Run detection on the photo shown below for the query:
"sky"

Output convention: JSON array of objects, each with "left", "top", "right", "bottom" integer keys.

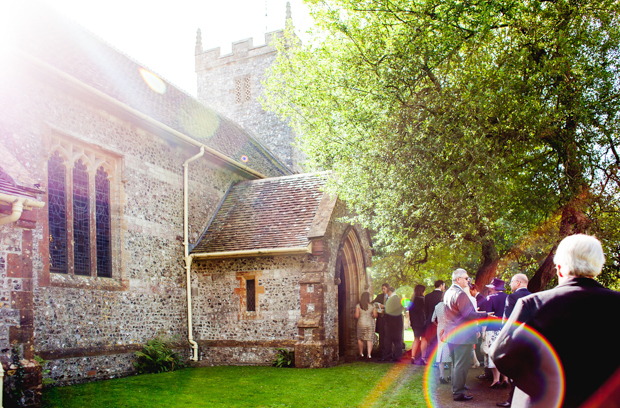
[{"left": 34, "top": 0, "right": 316, "bottom": 96}]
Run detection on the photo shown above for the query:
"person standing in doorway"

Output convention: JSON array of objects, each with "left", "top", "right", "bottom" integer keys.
[
  {"left": 355, "top": 291, "right": 378, "bottom": 360},
  {"left": 373, "top": 283, "right": 389, "bottom": 359}
]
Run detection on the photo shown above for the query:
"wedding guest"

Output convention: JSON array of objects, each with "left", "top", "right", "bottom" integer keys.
[
  {"left": 493, "top": 235, "right": 620, "bottom": 408},
  {"left": 431, "top": 298, "right": 452, "bottom": 384},
  {"left": 409, "top": 284, "right": 427, "bottom": 365},
  {"left": 355, "top": 291, "right": 378, "bottom": 360}
]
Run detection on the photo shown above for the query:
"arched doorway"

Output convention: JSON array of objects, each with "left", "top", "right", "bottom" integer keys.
[{"left": 336, "top": 228, "right": 368, "bottom": 361}]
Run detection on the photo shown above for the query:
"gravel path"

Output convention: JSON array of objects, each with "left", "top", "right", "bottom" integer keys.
[{"left": 426, "top": 365, "right": 513, "bottom": 407}]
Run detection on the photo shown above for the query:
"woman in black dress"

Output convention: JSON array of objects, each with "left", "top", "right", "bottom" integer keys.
[{"left": 409, "top": 284, "right": 427, "bottom": 365}]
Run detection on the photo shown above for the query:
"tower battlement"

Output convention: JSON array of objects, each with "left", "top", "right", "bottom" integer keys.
[
  {"left": 195, "top": 30, "right": 285, "bottom": 71},
  {"left": 193, "top": 1, "right": 304, "bottom": 173}
]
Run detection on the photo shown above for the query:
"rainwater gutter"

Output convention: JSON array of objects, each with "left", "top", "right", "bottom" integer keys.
[
  {"left": 183, "top": 147, "right": 204, "bottom": 362},
  {"left": 0, "top": 194, "right": 45, "bottom": 226},
  {"left": 191, "top": 244, "right": 313, "bottom": 260}
]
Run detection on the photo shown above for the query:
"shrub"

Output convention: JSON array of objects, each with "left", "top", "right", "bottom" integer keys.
[
  {"left": 133, "top": 336, "right": 184, "bottom": 374},
  {"left": 34, "top": 355, "right": 55, "bottom": 386},
  {"left": 272, "top": 348, "right": 295, "bottom": 368}
]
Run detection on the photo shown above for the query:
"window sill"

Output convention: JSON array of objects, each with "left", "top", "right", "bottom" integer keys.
[{"left": 49, "top": 272, "right": 128, "bottom": 291}]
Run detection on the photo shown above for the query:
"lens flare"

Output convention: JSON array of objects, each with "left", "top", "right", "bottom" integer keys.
[
  {"left": 241, "top": 155, "right": 249, "bottom": 162},
  {"left": 401, "top": 297, "right": 412, "bottom": 310},
  {"left": 139, "top": 67, "right": 166, "bottom": 94},
  {"left": 423, "top": 318, "right": 565, "bottom": 408}
]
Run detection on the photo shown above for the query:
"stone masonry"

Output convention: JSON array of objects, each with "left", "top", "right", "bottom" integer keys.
[{"left": 195, "top": 30, "right": 305, "bottom": 173}]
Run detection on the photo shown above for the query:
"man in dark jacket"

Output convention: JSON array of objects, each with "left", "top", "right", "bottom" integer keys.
[
  {"left": 496, "top": 273, "right": 531, "bottom": 407},
  {"left": 492, "top": 234, "right": 620, "bottom": 408},
  {"left": 444, "top": 269, "right": 492, "bottom": 401},
  {"left": 424, "top": 280, "right": 445, "bottom": 362},
  {"left": 503, "top": 274, "right": 531, "bottom": 322},
  {"left": 373, "top": 283, "right": 389, "bottom": 359}
]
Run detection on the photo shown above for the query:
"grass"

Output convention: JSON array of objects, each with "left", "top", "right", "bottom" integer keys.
[{"left": 42, "top": 363, "right": 426, "bottom": 408}]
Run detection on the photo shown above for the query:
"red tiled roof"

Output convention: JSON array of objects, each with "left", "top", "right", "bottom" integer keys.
[
  {"left": 192, "top": 173, "right": 329, "bottom": 253},
  {"left": 12, "top": 5, "right": 291, "bottom": 178}
]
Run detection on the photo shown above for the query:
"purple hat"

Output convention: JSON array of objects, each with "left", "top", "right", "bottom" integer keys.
[{"left": 485, "top": 278, "right": 506, "bottom": 291}]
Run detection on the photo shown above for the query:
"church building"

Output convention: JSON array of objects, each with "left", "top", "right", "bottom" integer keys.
[{"left": 0, "top": 4, "right": 373, "bottom": 403}]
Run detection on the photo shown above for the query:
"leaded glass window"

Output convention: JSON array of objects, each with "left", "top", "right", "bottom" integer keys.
[
  {"left": 95, "top": 167, "right": 111, "bottom": 278},
  {"left": 246, "top": 279, "right": 256, "bottom": 312},
  {"left": 48, "top": 152, "right": 67, "bottom": 273},
  {"left": 73, "top": 159, "right": 90, "bottom": 276}
]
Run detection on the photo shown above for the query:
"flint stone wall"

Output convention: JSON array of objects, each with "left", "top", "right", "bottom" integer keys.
[
  {"left": 195, "top": 35, "right": 304, "bottom": 173},
  {"left": 191, "top": 256, "right": 308, "bottom": 364},
  {"left": 0, "top": 70, "right": 244, "bottom": 384}
]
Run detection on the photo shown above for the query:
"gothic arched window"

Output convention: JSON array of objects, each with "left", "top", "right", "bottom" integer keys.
[
  {"left": 73, "top": 159, "right": 90, "bottom": 276},
  {"left": 95, "top": 166, "right": 111, "bottom": 278},
  {"left": 48, "top": 151, "right": 67, "bottom": 273}
]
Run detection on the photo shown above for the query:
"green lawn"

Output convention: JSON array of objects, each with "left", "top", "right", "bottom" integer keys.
[{"left": 42, "top": 363, "right": 426, "bottom": 408}]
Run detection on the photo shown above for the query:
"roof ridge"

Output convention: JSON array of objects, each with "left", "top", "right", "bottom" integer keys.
[
  {"left": 237, "top": 171, "right": 330, "bottom": 185},
  {"left": 49, "top": 5, "right": 197, "bottom": 98}
]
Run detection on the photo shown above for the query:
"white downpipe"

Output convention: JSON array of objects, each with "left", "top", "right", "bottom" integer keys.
[
  {"left": 183, "top": 147, "right": 204, "bottom": 361},
  {"left": 0, "top": 194, "right": 45, "bottom": 226},
  {"left": 0, "top": 359, "right": 3, "bottom": 408}
]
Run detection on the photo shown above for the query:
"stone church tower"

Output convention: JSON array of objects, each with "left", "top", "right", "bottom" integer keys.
[{"left": 194, "top": 3, "right": 304, "bottom": 173}]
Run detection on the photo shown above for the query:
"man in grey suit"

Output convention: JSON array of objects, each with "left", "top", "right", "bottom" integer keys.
[
  {"left": 444, "top": 268, "right": 492, "bottom": 401},
  {"left": 492, "top": 234, "right": 620, "bottom": 408}
]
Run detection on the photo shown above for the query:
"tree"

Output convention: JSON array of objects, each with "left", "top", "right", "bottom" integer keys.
[{"left": 264, "top": 0, "right": 620, "bottom": 289}]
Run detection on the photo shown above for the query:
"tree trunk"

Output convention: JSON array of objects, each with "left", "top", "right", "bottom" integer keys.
[
  {"left": 528, "top": 194, "right": 593, "bottom": 293},
  {"left": 474, "top": 238, "right": 499, "bottom": 288},
  {"left": 527, "top": 245, "right": 557, "bottom": 293}
]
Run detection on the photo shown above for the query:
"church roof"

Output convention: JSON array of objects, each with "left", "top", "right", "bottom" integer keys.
[
  {"left": 0, "top": 142, "right": 45, "bottom": 202},
  {"left": 11, "top": 5, "right": 291, "bottom": 178},
  {"left": 192, "top": 173, "right": 335, "bottom": 254}
]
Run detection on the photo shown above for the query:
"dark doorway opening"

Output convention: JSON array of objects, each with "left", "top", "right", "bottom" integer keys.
[{"left": 337, "top": 262, "right": 347, "bottom": 359}]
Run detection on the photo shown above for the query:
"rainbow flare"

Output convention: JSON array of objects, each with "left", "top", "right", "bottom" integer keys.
[
  {"left": 423, "top": 317, "right": 565, "bottom": 407},
  {"left": 401, "top": 297, "right": 412, "bottom": 310}
]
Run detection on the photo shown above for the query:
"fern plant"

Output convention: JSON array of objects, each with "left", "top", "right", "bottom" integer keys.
[
  {"left": 133, "top": 337, "right": 184, "bottom": 374},
  {"left": 272, "top": 348, "right": 295, "bottom": 368}
]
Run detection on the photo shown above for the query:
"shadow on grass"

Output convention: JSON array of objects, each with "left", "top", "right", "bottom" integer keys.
[{"left": 43, "top": 363, "right": 427, "bottom": 408}]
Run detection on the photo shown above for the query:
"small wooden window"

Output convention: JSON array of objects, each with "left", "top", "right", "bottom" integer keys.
[{"left": 246, "top": 279, "right": 256, "bottom": 312}]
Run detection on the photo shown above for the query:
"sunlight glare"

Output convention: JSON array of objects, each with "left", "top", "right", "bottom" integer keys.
[{"left": 139, "top": 67, "right": 166, "bottom": 94}]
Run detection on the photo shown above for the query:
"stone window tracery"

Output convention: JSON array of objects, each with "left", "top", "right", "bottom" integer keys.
[{"left": 46, "top": 134, "right": 122, "bottom": 282}]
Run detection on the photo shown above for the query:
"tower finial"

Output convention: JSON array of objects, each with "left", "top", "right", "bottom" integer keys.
[
  {"left": 195, "top": 28, "right": 203, "bottom": 55},
  {"left": 285, "top": 1, "right": 293, "bottom": 28}
]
